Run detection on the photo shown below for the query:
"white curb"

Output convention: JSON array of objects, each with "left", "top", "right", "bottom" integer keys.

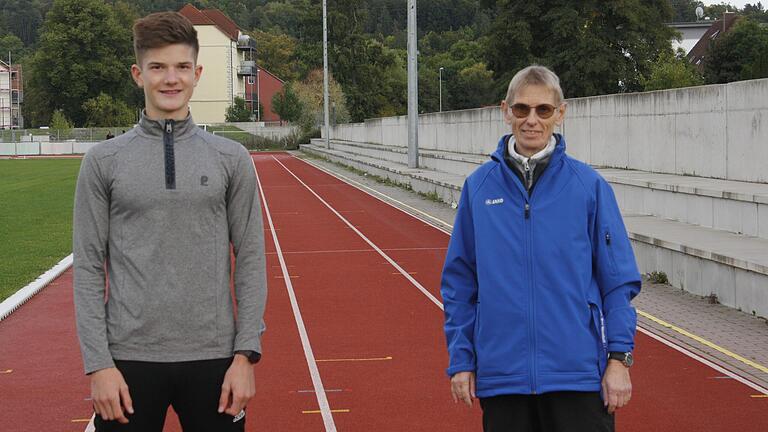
[{"left": 0, "top": 254, "right": 73, "bottom": 322}]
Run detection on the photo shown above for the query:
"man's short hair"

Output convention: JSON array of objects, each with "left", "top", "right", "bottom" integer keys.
[
  {"left": 505, "top": 65, "right": 564, "bottom": 106},
  {"left": 133, "top": 12, "right": 199, "bottom": 64}
]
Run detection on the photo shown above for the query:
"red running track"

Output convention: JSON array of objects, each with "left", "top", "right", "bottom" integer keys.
[{"left": 0, "top": 151, "right": 766, "bottom": 431}]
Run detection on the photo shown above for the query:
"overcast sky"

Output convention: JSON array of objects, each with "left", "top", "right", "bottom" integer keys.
[{"left": 700, "top": 1, "right": 757, "bottom": 9}]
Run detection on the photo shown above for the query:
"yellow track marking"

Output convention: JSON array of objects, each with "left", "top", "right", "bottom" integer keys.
[
  {"left": 316, "top": 356, "right": 393, "bottom": 363},
  {"left": 751, "top": 395, "right": 768, "bottom": 398},
  {"left": 71, "top": 418, "right": 91, "bottom": 423},
  {"left": 303, "top": 409, "right": 350, "bottom": 414},
  {"left": 0, "top": 369, "right": 12, "bottom": 374},
  {"left": 638, "top": 310, "right": 768, "bottom": 374}
]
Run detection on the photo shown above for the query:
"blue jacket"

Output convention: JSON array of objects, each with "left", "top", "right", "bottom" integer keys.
[{"left": 441, "top": 134, "right": 641, "bottom": 397}]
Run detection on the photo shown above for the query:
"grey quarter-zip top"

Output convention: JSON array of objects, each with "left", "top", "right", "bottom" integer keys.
[{"left": 73, "top": 112, "right": 267, "bottom": 374}]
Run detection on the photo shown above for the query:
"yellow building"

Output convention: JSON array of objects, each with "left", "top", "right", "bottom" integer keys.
[{"left": 179, "top": 4, "right": 257, "bottom": 124}]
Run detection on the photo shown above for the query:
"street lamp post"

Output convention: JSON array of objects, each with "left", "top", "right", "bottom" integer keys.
[{"left": 439, "top": 67, "right": 444, "bottom": 112}]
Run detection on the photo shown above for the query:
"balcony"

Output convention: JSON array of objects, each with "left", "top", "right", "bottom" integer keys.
[
  {"left": 237, "top": 35, "right": 256, "bottom": 50},
  {"left": 238, "top": 60, "right": 256, "bottom": 76}
]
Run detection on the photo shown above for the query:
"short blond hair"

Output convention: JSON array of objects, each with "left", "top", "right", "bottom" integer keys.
[{"left": 504, "top": 65, "right": 564, "bottom": 105}]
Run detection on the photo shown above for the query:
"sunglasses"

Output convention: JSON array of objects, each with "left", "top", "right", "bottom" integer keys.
[{"left": 509, "top": 103, "right": 558, "bottom": 119}]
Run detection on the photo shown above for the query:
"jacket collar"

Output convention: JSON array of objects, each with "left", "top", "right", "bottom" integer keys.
[
  {"left": 136, "top": 110, "right": 198, "bottom": 141},
  {"left": 492, "top": 133, "right": 566, "bottom": 165}
]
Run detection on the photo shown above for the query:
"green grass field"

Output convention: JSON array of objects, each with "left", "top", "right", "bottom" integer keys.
[{"left": 0, "top": 159, "right": 82, "bottom": 301}]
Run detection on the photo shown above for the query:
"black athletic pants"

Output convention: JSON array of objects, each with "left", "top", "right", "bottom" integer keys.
[
  {"left": 480, "top": 392, "right": 615, "bottom": 432},
  {"left": 94, "top": 358, "right": 245, "bottom": 432}
]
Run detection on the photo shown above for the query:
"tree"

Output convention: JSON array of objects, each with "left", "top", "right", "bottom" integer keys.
[
  {"left": 704, "top": 18, "right": 768, "bottom": 83},
  {"left": 272, "top": 83, "right": 303, "bottom": 122},
  {"left": 743, "top": 2, "right": 768, "bottom": 23},
  {"left": 327, "top": 0, "right": 407, "bottom": 121},
  {"left": 82, "top": 93, "right": 135, "bottom": 127},
  {"left": 670, "top": 0, "right": 700, "bottom": 22},
  {"left": 642, "top": 50, "right": 704, "bottom": 91},
  {"left": 23, "top": 0, "right": 135, "bottom": 126},
  {"left": 0, "top": 33, "right": 27, "bottom": 62},
  {"left": 248, "top": 29, "right": 300, "bottom": 81},
  {"left": 226, "top": 97, "right": 253, "bottom": 122},
  {"left": 292, "top": 69, "right": 349, "bottom": 132},
  {"left": 484, "top": 0, "right": 676, "bottom": 98},
  {"left": 50, "top": 109, "right": 73, "bottom": 131},
  {"left": 0, "top": 0, "right": 44, "bottom": 46}
]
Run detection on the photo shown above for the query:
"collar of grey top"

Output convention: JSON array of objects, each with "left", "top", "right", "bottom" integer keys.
[
  {"left": 506, "top": 135, "right": 557, "bottom": 165},
  {"left": 135, "top": 110, "right": 199, "bottom": 141}
]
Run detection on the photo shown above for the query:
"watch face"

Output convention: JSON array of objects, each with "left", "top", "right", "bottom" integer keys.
[{"left": 624, "top": 352, "right": 634, "bottom": 367}]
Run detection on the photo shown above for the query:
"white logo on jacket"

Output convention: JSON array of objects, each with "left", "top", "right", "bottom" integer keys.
[{"left": 485, "top": 198, "right": 504, "bottom": 205}]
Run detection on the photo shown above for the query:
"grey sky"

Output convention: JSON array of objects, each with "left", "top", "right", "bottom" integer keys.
[{"left": 700, "top": 1, "right": 758, "bottom": 9}]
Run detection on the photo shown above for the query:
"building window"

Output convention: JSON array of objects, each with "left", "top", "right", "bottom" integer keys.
[{"left": 247, "top": 76, "right": 255, "bottom": 85}]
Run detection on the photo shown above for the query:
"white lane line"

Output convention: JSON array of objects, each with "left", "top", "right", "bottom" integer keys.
[
  {"left": 638, "top": 326, "right": 768, "bottom": 395},
  {"left": 265, "top": 247, "right": 448, "bottom": 256},
  {"left": 298, "top": 157, "right": 453, "bottom": 234},
  {"left": 0, "top": 254, "right": 73, "bottom": 321},
  {"left": 255, "top": 166, "right": 337, "bottom": 431},
  {"left": 290, "top": 154, "right": 768, "bottom": 395},
  {"left": 273, "top": 156, "right": 443, "bottom": 311}
]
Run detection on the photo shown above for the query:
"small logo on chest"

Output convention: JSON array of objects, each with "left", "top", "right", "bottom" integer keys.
[
  {"left": 485, "top": 198, "right": 504, "bottom": 205},
  {"left": 200, "top": 175, "right": 209, "bottom": 186}
]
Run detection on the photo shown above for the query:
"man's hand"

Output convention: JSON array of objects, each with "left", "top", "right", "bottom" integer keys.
[
  {"left": 450, "top": 371, "right": 476, "bottom": 407},
  {"left": 91, "top": 367, "right": 133, "bottom": 424},
  {"left": 602, "top": 360, "right": 632, "bottom": 414},
  {"left": 218, "top": 354, "right": 256, "bottom": 416}
]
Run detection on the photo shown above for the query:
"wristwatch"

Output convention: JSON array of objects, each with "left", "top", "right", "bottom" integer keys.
[
  {"left": 608, "top": 351, "right": 633, "bottom": 368},
  {"left": 234, "top": 350, "right": 262, "bottom": 364}
]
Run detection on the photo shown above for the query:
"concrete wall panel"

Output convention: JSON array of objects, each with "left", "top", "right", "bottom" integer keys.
[
  {"left": 726, "top": 109, "right": 768, "bottom": 183},
  {"left": 16, "top": 142, "right": 40, "bottom": 155}
]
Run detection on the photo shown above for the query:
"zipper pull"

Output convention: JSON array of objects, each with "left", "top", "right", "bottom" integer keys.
[
  {"left": 165, "top": 120, "right": 173, "bottom": 134},
  {"left": 523, "top": 160, "right": 531, "bottom": 187},
  {"left": 525, "top": 203, "right": 530, "bottom": 219},
  {"left": 605, "top": 233, "right": 611, "bottom": 245}
]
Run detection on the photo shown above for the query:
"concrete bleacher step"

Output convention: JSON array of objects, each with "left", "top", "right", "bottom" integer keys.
[
  {"left": 301, "top": 140, "right": 768, "bottom": 318},
  {"left": 605, "top": 169, "right": 768, "bottom": 241},
  {"left": 311, "top": 138, "right": 768, "bottom": 241},
  {"left": 303, "top": 142, "right": 465, "bottom": 205}
]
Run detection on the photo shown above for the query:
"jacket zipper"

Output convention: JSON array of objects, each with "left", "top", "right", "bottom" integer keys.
[
  {"left": 164, "top": 120, "right": 176, "bottom": 190},
  {"left": 525, "top": 199, "right": 537, "bottom": 393},
  {"left": 523, "top": 160, "right": 532, "bottom": 191}
]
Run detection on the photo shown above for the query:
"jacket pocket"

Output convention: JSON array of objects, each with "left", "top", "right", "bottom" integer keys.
[
  {"left": 603, "top": 226, "right": 619, "bottom": 275},
  {"left": 589, "top": 301, "right": 608, "bottom": 376}
]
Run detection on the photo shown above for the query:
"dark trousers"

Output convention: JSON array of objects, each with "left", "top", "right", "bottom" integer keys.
[
  {"left": 480, "top": 392, "right": 615, "bottom": 432},
  {"left": 94, "top": 358, "right": 245, "bottom": 432}
]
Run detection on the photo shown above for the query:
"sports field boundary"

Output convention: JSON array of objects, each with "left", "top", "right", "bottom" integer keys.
[{"left": 0, "top": 254, "right": 73, "bottom": 322}]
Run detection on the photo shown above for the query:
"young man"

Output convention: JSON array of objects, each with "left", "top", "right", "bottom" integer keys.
[
  {"left": 73, "top": 12, "right": 267, "bottom": 431},
  {"left": 441, "top": 65, "right": 640, "bottom": 431}
]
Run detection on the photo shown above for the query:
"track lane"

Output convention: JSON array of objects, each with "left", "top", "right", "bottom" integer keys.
[
  {"left": 253, "top": 153, "right": 480, "bottom": 430},
  {"left": 274, "top": 153, "right": 768, "bottom": 431}
]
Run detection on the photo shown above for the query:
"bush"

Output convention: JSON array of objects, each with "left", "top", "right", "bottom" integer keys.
[{"left": 225, "top": 97, "right": 253, "bottom": 122}]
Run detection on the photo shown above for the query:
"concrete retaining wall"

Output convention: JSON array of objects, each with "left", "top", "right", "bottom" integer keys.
[
  {"left": 0, "top": 142, "right": 97, "bottom": 156},
  {"left": 223, "top": 122, "right": 299, "bottom": 138},
  {"left": 325, "top": 78, "right": 768, "bottom": 183}
]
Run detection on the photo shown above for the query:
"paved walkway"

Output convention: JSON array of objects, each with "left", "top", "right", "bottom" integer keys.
[{"left": 295, "top": 152, "right": 768, "bottom": 392}]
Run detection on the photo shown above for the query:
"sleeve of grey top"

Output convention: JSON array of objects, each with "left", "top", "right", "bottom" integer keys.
[
  {"left": 72, "top": 150, "right": 115, "bottom": 374},
  {"left": 228, "top": 148, "right": 267, "bottom": 354}
]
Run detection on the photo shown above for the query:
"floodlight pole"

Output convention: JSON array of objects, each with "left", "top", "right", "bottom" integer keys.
[
  {"left": 322, "top": 0, "right": 331, "bottom": 149},
  {"left": 407, "top": 0, "right": 418, "bottom": 168},
  {"left": 439, "top": 67, "right": 444, "bottom": 112}
]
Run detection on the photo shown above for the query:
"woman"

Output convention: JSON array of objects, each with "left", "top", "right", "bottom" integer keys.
[{"left": 441, "top": 65, "right": 640, "bottom": 432}]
